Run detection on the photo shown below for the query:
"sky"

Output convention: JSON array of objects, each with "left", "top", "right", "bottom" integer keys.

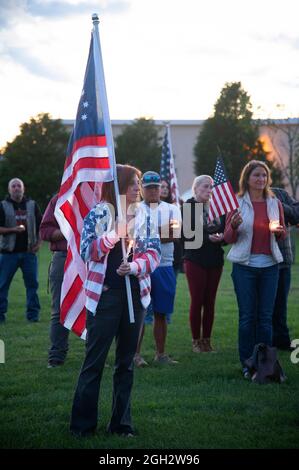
[{"left": 1, "top": 0, "right": 299, "bottom": 149}]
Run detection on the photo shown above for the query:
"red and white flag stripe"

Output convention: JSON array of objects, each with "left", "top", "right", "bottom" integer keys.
[
  {"left": 57, "top": 183, "right": 96, "bottom": 338},
  {"left": 209, "top": 181, "right": 238, "bottom": 221}
]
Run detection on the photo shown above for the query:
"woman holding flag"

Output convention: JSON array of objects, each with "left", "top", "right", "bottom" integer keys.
[
  {"left": 224, "top": 160, "right": 286, "bottom": 379},
  {"left": 70, "top": 164, "right": 161, "bottom": 438},
  {"left": 182, "top": 175, "right": 225, "bottom": 354}
]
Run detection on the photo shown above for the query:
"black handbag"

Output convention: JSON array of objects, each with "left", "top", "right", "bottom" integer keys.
[{"left": 244, "top": 343, "right": 286, "bottom": 384}]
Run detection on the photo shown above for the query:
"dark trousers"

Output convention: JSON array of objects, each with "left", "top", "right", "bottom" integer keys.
[
  {"left": 48, "top": 251, "right": 69, "bottom": 363},
  {"left": 0, "top": 252, "right": 40, "bottom": 321},
  {"left": 232, "top": 263, "right": 279, "bottom": 365},
  {"left": 70, "top": 288, "right": 145, "bottom": 435},
  {"left": 272, "top": 266, "right": 291, "bottom": 348},
  {"left": 185, "top": 260, "right": 223, "bottom": 339}
]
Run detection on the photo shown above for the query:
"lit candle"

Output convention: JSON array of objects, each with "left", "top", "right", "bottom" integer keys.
[
  {"left": 269, "top": 220, "right": 280, "bottom": 232},
  {"left": 125, "top": 239, "right": 134, "bottom": 261},
  {"left": 170, "top": 218, "right": 180, "bottom": 229}
]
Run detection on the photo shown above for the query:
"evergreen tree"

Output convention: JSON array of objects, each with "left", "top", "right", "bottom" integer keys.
[
  {"left": 0, "top": 113, "right": 69, "bottom": 210},
  {"left": 194, "top": 82, "right": 282, "bottom": 190},
  {"left": 115, "top": 118, "right": 161, "bottom": 174}
]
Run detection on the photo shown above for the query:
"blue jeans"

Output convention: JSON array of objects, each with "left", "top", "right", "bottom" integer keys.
[
  {"left": 70, "top": 288, "right": 145, "bottom": 436},
  {"left": 231, "top": 263, "right": 279, "bottom": 365},
  {"left": 0, "top": 252, "right": 40, "bottom": 321},
  {"left": 272, "top": 266, "right": 291, "bottom": 348}
]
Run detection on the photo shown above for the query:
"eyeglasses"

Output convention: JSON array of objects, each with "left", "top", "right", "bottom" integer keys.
[{"left": 142, "top": 174, "right": 161, "bottom": 184}]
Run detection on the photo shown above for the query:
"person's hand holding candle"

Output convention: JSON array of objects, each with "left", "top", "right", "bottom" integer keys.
[
  {"left": 170, "top": 218, "right": 180, "bottom": 229},
  {"left": 169, "top": 218, "right": 181, "bottom": 240},
  {"left": 269, "top": 220, "right": 284, "bottom": 234},
  {"left": 209, "top": 232, "right": 224, "bottom": 243},
  {"left": 14, "top": 224, "right": 26, "bottom": 233}
]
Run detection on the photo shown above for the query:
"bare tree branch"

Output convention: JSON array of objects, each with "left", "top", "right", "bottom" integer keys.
[{"left": 262, "top": 119, "right": 299, "bottom": 197}]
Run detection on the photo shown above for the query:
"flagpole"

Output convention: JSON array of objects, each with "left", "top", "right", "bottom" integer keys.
[
  {"left": 216, "top": 145, "right": 222, "bottom": 158},
  {"left": 92, "top": 13, "right": 135, "bottom": 323},
  {"left": 166, "top": 123, "right": 173, "bottom": 163}
]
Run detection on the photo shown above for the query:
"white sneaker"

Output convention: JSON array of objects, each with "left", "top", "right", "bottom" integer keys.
[
  {"left": 154, "top": 353, "right": 178, "bottom": 364},
  {"left": 134, "top": 353, "right": 148, "bottom": 367}
]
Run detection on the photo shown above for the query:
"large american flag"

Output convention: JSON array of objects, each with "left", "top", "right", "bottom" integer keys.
[
  {"left": 208, "top": 158, "right": 239, "bottom": 222},
  {"left": 160, "top": 125, "right": 180, "bottom": 205},
  {"left": 54, "top": 28, "right": 114, "bottom": 338}
]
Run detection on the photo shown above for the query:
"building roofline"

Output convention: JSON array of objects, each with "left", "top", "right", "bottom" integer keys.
[
  {"left": 256, "top": 118, "right": 299, "bottom": 125},
  {"left": 62, "top": 117, "right": 299, "bottom": 127},
  {"left": 62, "top": 119, "right": 206, "bottom": 126}
]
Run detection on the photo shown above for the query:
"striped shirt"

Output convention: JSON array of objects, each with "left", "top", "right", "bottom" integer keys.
[{"left": 80, "top": 202, "right": 161, "bottom": 314}]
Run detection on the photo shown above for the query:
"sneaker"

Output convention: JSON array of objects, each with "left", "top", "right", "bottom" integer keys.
[
  {"left": 154, "top": 353, "right": 178, "bottom": 365},
  {"left": 192, "top": 339, "right": 201, "bottom": 353},
  {"left": 134, "top": 353, "right": 148, "bottom": 368},
  {"left": 47, "top": 360, "right": 64, "bottom": 368},
  {"left": 242, "top": 367, "right": 251, "bottom": 380}
]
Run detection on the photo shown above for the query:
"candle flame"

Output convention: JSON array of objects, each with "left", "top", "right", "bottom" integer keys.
[
  {"left": 269, "top": 220, "right": 280, "bottom": 231},
  {"left": 170, "top": 218, "right": 180, "bottom": 229},
  {"left": 125, "top": 239, "right": 134, "bottom": 260}
]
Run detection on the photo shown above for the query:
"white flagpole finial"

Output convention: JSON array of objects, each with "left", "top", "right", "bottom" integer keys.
[{"left": 92, "top": 13, "right": 99, "bottom": 24}]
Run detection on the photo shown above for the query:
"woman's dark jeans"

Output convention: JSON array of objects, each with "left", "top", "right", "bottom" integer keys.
[
  {"left": 70, "top": 288, "right": 144, "bottom": 436},
  {"left": 231, "top": 263, "right": 279, "bottom": 365}
]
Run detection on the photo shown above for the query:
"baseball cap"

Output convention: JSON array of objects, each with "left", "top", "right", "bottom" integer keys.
[{"left": 141, "top": 171, "right": 161, "bottom": 187}]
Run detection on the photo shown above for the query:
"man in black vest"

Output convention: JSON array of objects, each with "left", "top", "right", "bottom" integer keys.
[{"left": 0, "top": 178, "right": 42, "bottom": 322}]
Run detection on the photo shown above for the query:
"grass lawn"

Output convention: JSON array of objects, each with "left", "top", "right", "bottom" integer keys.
[{"left": 0, "top": 233, "right": 299, "bottom": 449}]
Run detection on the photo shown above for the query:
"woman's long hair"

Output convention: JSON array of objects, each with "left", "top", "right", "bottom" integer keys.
[
  {"left": 160, "top": 179, "right": 172, "bottom": 204},
  {"left": 101, "top": 164, "right": 141, "bottom": 214},
  {"left": 238, "top": 160, "right": 273, "bottom": 199}
]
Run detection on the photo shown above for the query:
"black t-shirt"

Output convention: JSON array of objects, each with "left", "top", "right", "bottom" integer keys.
[
  {"left": 0, "top": 196, "right": 42, "bottom": 253},
  {"left": 104, "top": 241, "right": 139, "bottom": 290},
  {"left": 182, "top": 198, "right": 225, "bottom": 268}
]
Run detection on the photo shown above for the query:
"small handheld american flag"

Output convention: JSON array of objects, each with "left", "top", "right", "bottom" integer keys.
[{"left": 208, "top": 158, "right": 239, "bottom": 222}]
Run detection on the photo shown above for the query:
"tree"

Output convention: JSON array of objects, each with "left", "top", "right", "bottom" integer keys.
[
  {"left": 261, "top": 119, "right": 299, "bottom": 197},
  {"left": 115, "top": 118, "right": 162, "bottom": 173},
  {"left": 194, "top": 82, "right": 282, "bottom": 190},
  {"left": 0, "top": 113, "right": 69, "bottom": 210}
]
